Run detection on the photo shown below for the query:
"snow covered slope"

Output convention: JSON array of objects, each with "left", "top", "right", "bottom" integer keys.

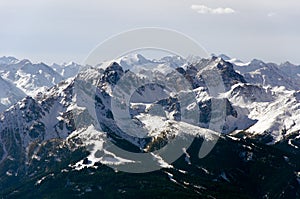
[
  {"left": 218, "top": 54, "right": 300, "bottom": 90},
  {"left": 207, "top": 55, "right": 299, "bottom": 142},
  {"left": 279, "top": 61, "right": 300, "bottom": 81},
  {"left": 0, "top": 58, "right": 63, "bottom": 96},
  {"left": 226, "top": 83, "right": 300, "bottom": 143},
  {"left": 51, "top": 62, "right": 82, "bottom": 78},
  {"left": 0, "top": 76, "right": 25, "bottom": 112},
  {"left": 0, "top": 57, "right": 85, "bottom": 111},
  {"left": 233, "top": 59, "right": 300, "bottom": 90}
]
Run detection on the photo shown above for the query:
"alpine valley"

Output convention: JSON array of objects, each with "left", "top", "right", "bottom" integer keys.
[{"left": 0, "top": 54, "right": 300, "bottom": 198}]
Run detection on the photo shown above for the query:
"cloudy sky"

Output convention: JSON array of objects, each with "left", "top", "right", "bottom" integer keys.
[{"left": 0, "top": 0, "right": 299, "bottom": 64}]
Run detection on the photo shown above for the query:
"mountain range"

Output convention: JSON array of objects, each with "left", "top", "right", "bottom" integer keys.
[{"left": 0, "top": 54, "right": 299, "bottom": 198}]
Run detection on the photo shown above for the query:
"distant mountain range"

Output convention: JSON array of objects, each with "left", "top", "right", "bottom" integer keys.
[
  {"left": 0, "top": 56, "right": 82, "bottom": 112},
  {"left": 0, "top": 54, "right": 299, "bottom": 198}
]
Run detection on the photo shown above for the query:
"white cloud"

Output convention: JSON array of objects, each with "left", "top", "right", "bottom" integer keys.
[{"left": 191, "top": 5, "right": 235, "bottom": 15}]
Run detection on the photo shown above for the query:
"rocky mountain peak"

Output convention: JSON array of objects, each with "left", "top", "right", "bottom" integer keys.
[{"left": 101, "top": 62, "right": 124, "bottom": 85}]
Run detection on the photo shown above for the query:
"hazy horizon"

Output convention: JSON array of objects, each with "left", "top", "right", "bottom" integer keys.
[{"left": 0, "top": 51, "right": 298, "bottom": 66}]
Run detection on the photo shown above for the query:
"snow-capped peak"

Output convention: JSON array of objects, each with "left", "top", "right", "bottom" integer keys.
[
  {"left": 212, "top": 54, "right": 247, "bottom": 66},
  {"left": 158, "top": 55, "right": 187, "bottom": 68},
  {"left": 62, "top": 61, "right": 81, "bottom": 67},
  {"left": 17, "top": 59, "right": 32, "bottom": 65},
  {"left": 217, "top": 54, "right": 231, "bottom": 61},
  {"left": 115, "top": 53, "right": 152, "bottom": 69}
]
